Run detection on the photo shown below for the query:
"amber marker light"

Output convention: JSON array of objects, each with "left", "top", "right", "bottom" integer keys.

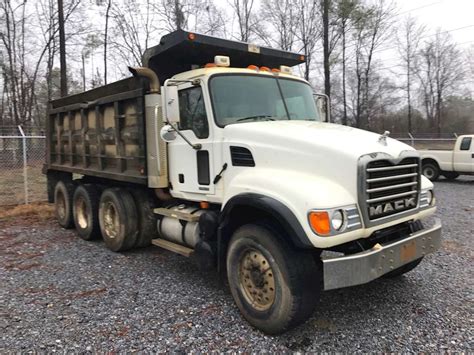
[
  {"left": 260, "top": 66, "right": 270, "bottom": 72},
  {"left": 188, "top": 33, "right": 196, "bottom": 40},
  {"left": 271, "top": 68, "right": 280, "bottom": 73},
  {"left": 200, "top": 201, "right": 210, "bottom": 209},
  {"left": 205, "top": 63, "right": 217, "bottom": 68},
  {"left": 300, "top": 55, "right": 305, "bottom": 61},
  {"left": 247, "top": 65, "right": 259, "bottom": 70},
  {"left": 308, "top": 211, "right": 331, "bottom": 236}
]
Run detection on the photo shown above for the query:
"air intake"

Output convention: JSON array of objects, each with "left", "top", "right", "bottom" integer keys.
[{"left": 230, "top": 146, "right": 255, "bottom": 167}]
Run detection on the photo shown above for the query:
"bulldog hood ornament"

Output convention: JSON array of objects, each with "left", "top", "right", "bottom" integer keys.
[{"left": 378, "top": 130, "right": 390, "bottom": 145}]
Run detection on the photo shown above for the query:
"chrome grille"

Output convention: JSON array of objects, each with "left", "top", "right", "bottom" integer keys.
[{"left": 364, "top": 157, "right": 420, "bottom": 221}]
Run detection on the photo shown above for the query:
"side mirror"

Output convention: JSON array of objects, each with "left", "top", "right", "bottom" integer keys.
[
  {"left": 160, "top": 124, "right": 177, "bottom": 142},
  {"left": 314, "top": 94, "right": 331, "bottom": 123},
  {"left": 164, "top": 85, "right": 180, "bottom": 124}
]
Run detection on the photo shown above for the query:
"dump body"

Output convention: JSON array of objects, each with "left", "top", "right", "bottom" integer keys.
[{"left": 46, "top": 77, "right": 149, "bottom": 184}]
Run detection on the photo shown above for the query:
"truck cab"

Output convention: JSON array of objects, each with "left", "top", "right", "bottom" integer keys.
[{"left": 45, "top": 30, "right": 442, "bottom": 334}]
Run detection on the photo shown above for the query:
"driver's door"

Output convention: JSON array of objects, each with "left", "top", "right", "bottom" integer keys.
[{"left": 167, "top": 84, "right": 215, "bottom": 197}]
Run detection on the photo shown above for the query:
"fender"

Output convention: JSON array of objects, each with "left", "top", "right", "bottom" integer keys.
[{"left": 218, "top": 193, "right": 313, "bottom": 249}]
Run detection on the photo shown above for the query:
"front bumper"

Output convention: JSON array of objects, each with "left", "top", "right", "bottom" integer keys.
[{"left": 322, "top": 218, "right": 442, "bottom": 290}]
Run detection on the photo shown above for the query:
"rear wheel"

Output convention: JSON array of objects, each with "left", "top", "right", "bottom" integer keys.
[
  {"left": 99, "top": 188, "right": 138, "bottom": 252},
  {"left": 54, "top": 180, "right": 75, "bottom": 229},
  {"left": 226, "top": 223, "right": 321, "bottom": 334},
  {"left": 442, "top": 171, "right": 459, "bottom": 180},
  {"left": 73, "top": 184, "right": 101, "bottom": 240},
  {"left": 422, "top": 162, "right": 440, "bottom": 181}
]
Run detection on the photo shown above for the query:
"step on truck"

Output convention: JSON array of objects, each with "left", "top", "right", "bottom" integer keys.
[{"left": 44, "top": 30, "right": 442, "bottom": 334}]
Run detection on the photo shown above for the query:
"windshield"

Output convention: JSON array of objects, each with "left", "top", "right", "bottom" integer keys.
[{"left": 209, "top": 74, "right": 321, "bottom": 127}]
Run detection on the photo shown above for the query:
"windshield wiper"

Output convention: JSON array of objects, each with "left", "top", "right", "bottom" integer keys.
[{"left": 236, "top": 115, "right": 276, "bottom": 122}]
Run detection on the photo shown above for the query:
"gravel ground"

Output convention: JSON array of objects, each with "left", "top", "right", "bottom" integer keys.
[{"left": 1, "top": 177, "right": 473, "bottom": 352}]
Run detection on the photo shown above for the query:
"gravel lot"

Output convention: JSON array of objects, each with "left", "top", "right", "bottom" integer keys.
[{"left": 1, "top": 177, "right": 473, "bottom": 352}]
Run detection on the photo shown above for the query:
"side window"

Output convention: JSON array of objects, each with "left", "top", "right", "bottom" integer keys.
[
  {"left": 178, "top": 87, "right": 209, "bottom": 139},
  {"left": 460, "top": 137, "right": 472, "bottom": 151}
]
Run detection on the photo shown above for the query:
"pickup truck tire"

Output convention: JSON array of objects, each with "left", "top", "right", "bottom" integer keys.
[
  {"left": 422, "top": 162, "right": 440, "bottom": 181},
  {"left": 72, "top": 184, "right": 101, "bottom": 240},
  {"left": 383, "top": 257, "right": 423, "bottom": 278},
  {"left": 54, "top": 180, "right": 75, "bottom": 229},
  {"left": 226, "top": 223, "right": 321, "bottom": 334},
  {"left": 442, "top": 172, "right": 459, "bottom": 180},
  {"left": 99, "top": 188, "right": 138, "bottom": 252}
]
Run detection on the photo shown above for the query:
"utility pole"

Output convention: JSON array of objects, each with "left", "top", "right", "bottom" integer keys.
[{"left": 58, "top": 0, "right": 68, "bottom": 96}]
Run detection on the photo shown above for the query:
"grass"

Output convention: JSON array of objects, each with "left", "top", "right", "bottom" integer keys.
[{"left": 0, "top": 164, "right": 47, "bottom": 206}]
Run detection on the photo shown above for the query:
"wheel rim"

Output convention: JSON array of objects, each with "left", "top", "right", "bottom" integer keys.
[
  {"left": 423, "top": 167, "right": 434, "bottom": 179},
  {"left": 103, "top": 201, "right": 119, "bottom": 239},
  {"left": 56, "top": 191, "right": 66, "bottom": 220},
  {"left": 238, "top": 248, "right": 276, "bottom": 311},
  {"left": 75, "top": 196, "right": 88, "bottom": 229}
]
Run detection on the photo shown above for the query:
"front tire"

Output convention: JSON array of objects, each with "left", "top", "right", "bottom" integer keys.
[
  {"left": 226, "top": 224, "right": 321, "bottom": 334},
  {"left": 422, "top": 162, "right": 440, "bottom": 181},
  {"left": 99, "top": 188, "right": 138, "bottom": 252}
]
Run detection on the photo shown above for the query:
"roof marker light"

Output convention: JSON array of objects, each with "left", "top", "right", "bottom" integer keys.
[
  {"left": 280, "top": 65, "right": 292, "bottom": 74},
  {"left": 214, "top": 55, "right": 230, "bottom": 67},
  {"left": 205, "top": 63, "right": 217, "bottom": 68},
  {"left": 188, "top": 33, "right": 196, "bottom": 40},
  {"left": 260, "top": 66, "right": 270, "bottom": 72},
  {"left": 271, "top": 68, "right": 281, "bottom": 73},
  {"left": 247, "top": 65, "right": 259, "bottom": 70}
]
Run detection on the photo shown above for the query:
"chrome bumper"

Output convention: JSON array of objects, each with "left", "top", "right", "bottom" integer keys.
[{"left": 322, "top": 218, "right": 442, "bottom": 290}]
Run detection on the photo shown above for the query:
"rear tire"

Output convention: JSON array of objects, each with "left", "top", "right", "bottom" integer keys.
[
  {"left": 72, "top": 184, "right": 101, "bottom": 240},
  {"left": 99, "top": 188, "right": 138, "bottom": 252},
  {"left": 226, "top": 223, "right": 321, "bottom": 334},
  {"left": 54, "top": 180, "right": 75, "bottom": 229},
  {"left": 422, "top": 162, "right": 440, "bottom": 181},
  {"left": 442, "top": 171, "right": 459, "bottom": 180},
  {"left": 383, "top": 257, "right": 423, "bottom": 278}
]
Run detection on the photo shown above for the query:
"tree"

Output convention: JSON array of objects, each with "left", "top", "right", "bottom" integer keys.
[
  {"left": 229, "top": 0, "right": 255, "bottom": 42},
  {"left": 58, "top": 0, "right": 67, "bottom": 96},
  {"left": 322, "top": 0, "right": 330, "bottom": 98},
  {"left": 416, "top": 30, "right": 464, "bottom": 135},
  {"left": 397, "top": 15, "right": 424, "bottom": 133},
  {"left": 260, "top": 0, "right": 298, "bottom": 51}
]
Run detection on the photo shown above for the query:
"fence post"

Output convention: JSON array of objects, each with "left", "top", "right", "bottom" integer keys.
[
  {"left": 18, "top": 125, "right": 28, "bottom": 204},
  {"left": 408, "top": 132, "right": 414, "bottom": 147}
]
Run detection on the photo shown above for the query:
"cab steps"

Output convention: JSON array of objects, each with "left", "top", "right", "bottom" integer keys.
[{"left": 151, "top": 238, "right": 194, "bottom": 257}]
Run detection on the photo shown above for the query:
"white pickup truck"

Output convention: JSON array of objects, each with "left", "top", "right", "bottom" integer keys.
[{"left": 419, "top": 135, "right": 474, "bottom": 181}]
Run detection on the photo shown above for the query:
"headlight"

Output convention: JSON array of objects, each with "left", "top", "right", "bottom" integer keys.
[
  {"left": 426, "top": 190, "right": 434, "bottom": 205},
  {"left": 331, "top": 210, "right": 344, "bottom": 230},
  {"left": 308, "top": 205, "right": 361, "bottom": 236}
]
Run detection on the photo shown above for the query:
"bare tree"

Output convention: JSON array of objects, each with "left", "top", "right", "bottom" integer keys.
[
  {"left": 416, "top": 30, "right": 464, "bottom": 135},
  {"left": 58, "top": 0, "right": 67, "bottom": 96},
  {"left": 260, "top": 0, "right": 298, "bottom": 51},
  {"left": 397, "top": 15, "right": 424, "bottom": 133},
  {"left": 104, "top": 0, "right": 112, "bottom": 84},
  {"left": 229, "top": 0, "right": 255, "bottom": 42}
]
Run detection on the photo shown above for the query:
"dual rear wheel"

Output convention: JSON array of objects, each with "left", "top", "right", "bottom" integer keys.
[{"left": 53, "top": 180, "right": 149, "bottom": 251}]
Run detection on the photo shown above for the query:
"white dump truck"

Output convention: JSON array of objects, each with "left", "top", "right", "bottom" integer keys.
[
  {"left": 44, "top": 30, "right": 441, "bottom": 334},
  {"left": 419, "top": 134, "right": 474, "bottom": 180}
]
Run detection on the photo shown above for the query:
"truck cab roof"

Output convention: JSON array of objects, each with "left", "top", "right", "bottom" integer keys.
[{"left": 143, "top": 30, "right": 305, "bottom": 82}]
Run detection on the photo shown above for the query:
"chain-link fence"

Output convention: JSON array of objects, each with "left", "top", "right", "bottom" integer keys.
[
  {"left": 392, "top": 133, "right": 459, "bottom": 150},
  {"left": 0, "top": 126, "right": 46, "bottom": 206}
]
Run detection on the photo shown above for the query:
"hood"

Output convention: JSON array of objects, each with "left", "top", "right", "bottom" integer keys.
[{"left": 223, "top": 121, "right": 417, "bottom": 199}]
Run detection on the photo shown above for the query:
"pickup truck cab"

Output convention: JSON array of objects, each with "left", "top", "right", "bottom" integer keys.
[{"left": 419, "top": 135, "right": 474, "bottom": 180}]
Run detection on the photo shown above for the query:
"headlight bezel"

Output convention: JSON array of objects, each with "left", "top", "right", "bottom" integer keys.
[{"left": 308, "top": 205, "right": 362, "bottom": 237}]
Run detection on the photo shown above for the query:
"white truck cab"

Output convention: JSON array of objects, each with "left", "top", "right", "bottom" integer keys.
[{"left": 46, "top": 30, "right": 442, "bottom": 334}]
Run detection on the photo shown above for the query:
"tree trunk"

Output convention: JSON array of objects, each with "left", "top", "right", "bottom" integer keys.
[
  {"left": 58, "top": 0, "right": 67, "bottom": 97},
  {"left": 322, "top": 0, "right": 330, "bottom": 99},
  {"left": 104, "top": 0, "right": 112, "bottom": 84},
  {"left": 341, "top": 20, "right": 347, "bottom": 126}
]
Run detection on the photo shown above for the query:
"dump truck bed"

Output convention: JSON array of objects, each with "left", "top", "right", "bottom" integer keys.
[{"left": 46, "top": 77, "right": 149, "bottom": 184}]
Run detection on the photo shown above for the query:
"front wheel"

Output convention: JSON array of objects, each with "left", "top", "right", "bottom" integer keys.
[
  {"left": 226, "top": 224, "right": 321, "bottom": 334},
  {"left": 422, "top": 162, "right": 440, "bottom": 181}
]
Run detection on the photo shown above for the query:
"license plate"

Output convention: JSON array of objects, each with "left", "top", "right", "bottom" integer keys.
[{"left": 400, "top": 240, "right": 417, "bottom": 263}]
